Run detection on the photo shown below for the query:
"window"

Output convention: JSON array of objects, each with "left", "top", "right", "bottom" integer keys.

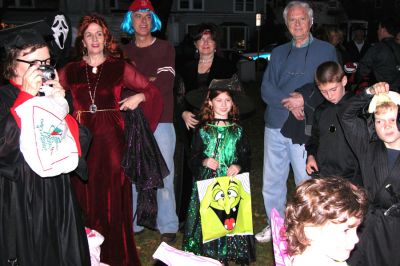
[
  {"left": 234, "top": 0, "right": 255, "bottom": 12},
  {"left": 110, "top": 0, "right": 118, "bottom": 9},
  {"left": 178, "top": 0, "right": 204, "bottom": 10},
  {"left": 193, "top": 0, "right": 203, "bottom": 9},
  {"left": 179, "top": 0, "right": 189, "bottom": 9},
  {"left": 5, "top": 0, "right": 34, "bottom": 7},
  {"left": 221, "top": 26, "right": 248, "bottom": 50}
]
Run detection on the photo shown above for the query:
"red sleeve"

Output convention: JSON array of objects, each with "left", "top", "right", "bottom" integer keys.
[
  {"left": 10, "top": 91, "right": 34, "bottom": 128},
  {"left": 58, "top": 65, "right": 69, "bottom": 91},
  {"left": 152, "top": 43, "right": 175, "bottom": 99},
  {"left": 123, "top": 62, "right": 163, "bottom": 132},
  {"left": 65, "top": 114, "right": 82, "bottom": 156}
]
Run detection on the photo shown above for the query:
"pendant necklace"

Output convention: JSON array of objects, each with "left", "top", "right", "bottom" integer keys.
[
  {"left": 85, "top": 62, "right": 104, "bottom": 113},
  {"left": 87, "top": 56, "right": 103, "bottom": 74},
  {"left": 199, "top": 56, "right": 214, "bottom": 64}
]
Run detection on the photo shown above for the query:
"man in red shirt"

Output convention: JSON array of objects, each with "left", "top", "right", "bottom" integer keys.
[{"left": 121, "top": 0, "right": 178, "bottom": 244}]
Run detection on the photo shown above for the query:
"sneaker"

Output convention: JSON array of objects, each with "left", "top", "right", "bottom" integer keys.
[{"left": 255, "top": 226, "right": 271, "bottom": 243}]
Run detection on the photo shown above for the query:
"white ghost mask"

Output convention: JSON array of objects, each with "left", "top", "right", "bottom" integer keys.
[{"left": 51, "top": 14, "right": 69, "bottom": 50}]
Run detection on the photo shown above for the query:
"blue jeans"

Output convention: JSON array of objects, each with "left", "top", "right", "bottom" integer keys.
[
  {"left": 262, "top": 127, "right": 310, "bottom": 219},
  {"left": 132, "top": 123, "right": 179, "bottom": 234}
]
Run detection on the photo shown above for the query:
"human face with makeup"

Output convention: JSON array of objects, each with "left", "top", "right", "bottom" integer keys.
[
  {"left": 195, "top": 30, "right": 216, "bottom": 59},
  {"left": 208, "top": 91, "right": 234, "bottom": 120},
  {"left": 82, "top": 23, "right": 106, "bottom": 57},
  {"left": 12, "top": 44, "right": 63, "bottom": 97},
  {"left": 132, "top": 11, "right": 152, "bottom": 38}
]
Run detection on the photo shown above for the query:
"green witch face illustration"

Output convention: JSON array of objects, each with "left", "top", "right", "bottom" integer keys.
[{"left": 198, "top": 174, "right": 253, "bottom": 243}]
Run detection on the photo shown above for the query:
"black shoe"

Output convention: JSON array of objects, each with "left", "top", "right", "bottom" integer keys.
[{"left": 160, "top": 233, "right": 177, "bottom": 244}]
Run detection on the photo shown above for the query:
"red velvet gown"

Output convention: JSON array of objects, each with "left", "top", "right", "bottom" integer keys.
[{"left": 59, "top": 57, "right": 162, "bottom": 266}]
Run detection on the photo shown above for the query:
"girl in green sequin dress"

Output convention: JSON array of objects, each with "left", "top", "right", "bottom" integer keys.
[{"left": 182, "top": 88, "right": 256, "bottom": 265}]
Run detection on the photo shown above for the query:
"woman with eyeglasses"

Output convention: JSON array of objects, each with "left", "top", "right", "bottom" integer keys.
[
  {"left": 0, "top": 29, "right": 90, "bottom": 264},
  {"left": 58, "top": 14, "right": 163, "bottom": 266}
]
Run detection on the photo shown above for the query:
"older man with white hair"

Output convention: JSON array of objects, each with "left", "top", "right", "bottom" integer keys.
[{"left": 256, "top": 0, "right": 337, "bottom": 243}]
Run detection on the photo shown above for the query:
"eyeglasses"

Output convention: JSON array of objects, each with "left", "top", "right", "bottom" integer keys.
[
  {"left": 285, "top": 36, "right": 310, "bottom": 77},
  {"left": 16, "top": 58, "right": 53, "bottom": 66}
]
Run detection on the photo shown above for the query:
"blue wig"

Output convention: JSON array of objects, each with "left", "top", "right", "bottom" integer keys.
[{"left": 120, "top": 9, "right": 162, "bottom": 35}]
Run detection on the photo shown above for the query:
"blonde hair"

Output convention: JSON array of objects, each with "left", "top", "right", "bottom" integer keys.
[{"left": 375, "top": 101, "right": 398, "bottom": 115}]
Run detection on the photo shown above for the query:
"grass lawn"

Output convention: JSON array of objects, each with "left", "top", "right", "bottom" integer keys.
[{"left": 135, "top": 78, "right": 294, "bottom": 265}]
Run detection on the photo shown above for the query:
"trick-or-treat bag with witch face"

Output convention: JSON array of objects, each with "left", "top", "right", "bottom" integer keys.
[{"left": 197, "top": 172, "right": 253, "bottom": 243}]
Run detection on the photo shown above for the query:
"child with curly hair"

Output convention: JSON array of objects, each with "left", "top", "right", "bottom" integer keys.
[{"left": 285, "top": 177, "right": 368, "bottom": 266}]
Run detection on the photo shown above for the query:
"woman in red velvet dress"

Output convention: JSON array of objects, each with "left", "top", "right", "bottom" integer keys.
[{"left": 59, "top": 14, "right": 162, "bottom": 266}]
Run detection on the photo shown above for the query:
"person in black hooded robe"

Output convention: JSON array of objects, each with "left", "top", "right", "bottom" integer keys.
[
  {"left": 340, "top": 82, "right": 400, "bottom": 266},
  {"left": 0, "top": 26, "right": 90, "bottom": 266}
]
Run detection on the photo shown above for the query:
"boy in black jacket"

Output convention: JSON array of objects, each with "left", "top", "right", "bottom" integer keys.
[
  {"left": 340, "top": 82, "right": 400, "bottom": 266},
  {"left": 305, "top": 61, "right": 362, "bottom": 185}
]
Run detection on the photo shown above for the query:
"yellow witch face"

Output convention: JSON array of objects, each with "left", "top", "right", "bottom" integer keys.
[
  {"left": 209, "top": 177, "right": 241, "bottom": 230},
  {"left": 199, "top": 175, "right": 253, "bottom": 242}
]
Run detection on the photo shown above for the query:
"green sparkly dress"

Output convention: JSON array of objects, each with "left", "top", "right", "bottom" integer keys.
[{"left": 182, "top": 122, "right": 256, "bottom": 264}]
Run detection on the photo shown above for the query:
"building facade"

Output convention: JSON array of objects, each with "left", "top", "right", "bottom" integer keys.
[
  {"left": 1, "top": 0, "right": 399, "bottom": 49},
  {"left": 1, "top": 0, "right": 268, "bottom": 51}
]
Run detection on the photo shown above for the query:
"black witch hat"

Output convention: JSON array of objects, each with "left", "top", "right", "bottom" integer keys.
[
  {"left": 185, "top": 74, "right": 255, "bottom": 115},
  {"left": 0, "top": 20, "right": 53, "bottom": 49}
]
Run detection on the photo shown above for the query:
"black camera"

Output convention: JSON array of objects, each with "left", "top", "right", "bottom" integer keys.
[{"left": 38, "top": 65, "right": 56, "bottom": 81}]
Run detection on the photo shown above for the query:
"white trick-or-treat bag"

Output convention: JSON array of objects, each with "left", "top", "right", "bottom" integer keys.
[{"left": 14, "top": 86, "right": 79, "bottom": 177}]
